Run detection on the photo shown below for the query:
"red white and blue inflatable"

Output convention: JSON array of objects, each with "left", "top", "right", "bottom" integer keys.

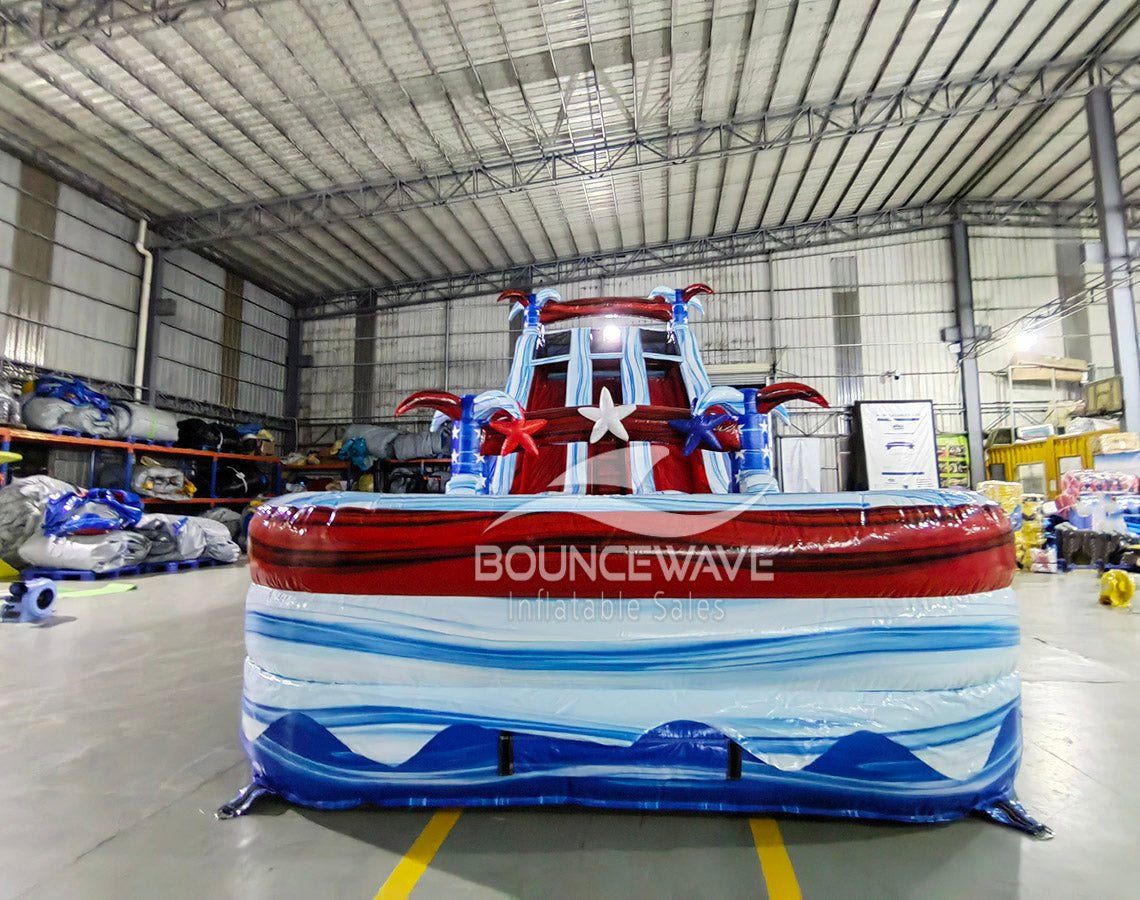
[{"left": 224, "top": 284, "right": 1045, "bottom": 835}]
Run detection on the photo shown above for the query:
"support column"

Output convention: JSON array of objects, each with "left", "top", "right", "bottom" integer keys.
[
  {"left": 352, "top": 298, "right": 376, "bottom": 421},
  {"left": 142, "top": 249, "right": 164, "bottom": 405},
  {"left": 284, "top": 313, "right": 302, "bottom": 451},
  {"left": 1086, "top": 85, "right": 1140, "bottom": 432},
  {"left": 950, "top": 220, "right": 986, "bottom": 486}
]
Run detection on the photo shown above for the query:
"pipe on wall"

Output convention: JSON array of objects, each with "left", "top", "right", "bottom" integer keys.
[{"left": 132, "top": 218, "right": 153, "bottom": 402}]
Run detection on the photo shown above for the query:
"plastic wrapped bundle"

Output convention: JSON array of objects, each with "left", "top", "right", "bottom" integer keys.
[
  {"left": 19, "top": 530, "right": 151, "bottom": 572},
  {"left": 197, "top": 516, "right": 241, "bottom": 562},
  {"left": 392, "top": 428, "right": 449, "bottom": 461},
  {"left": 136, "top": 513, "right": 207, "bottom": 562},
  {"left": 0, "top": 475, "right": 76, "bottom": 565},
  {"left": 21, "top": 395, "right": 128, "bottom": 438},
  {"left": 0, "top": 381, "right": 22, "bottom": 425},
  {"left": 1059, "top": 470, "right": 1140, "bottom": 497},
  {"left": 118, "top": 403, "right": 179, "bottom": 443},
  {"left": 131, "top": 464, "right": 192, "bottom": 500},
  {"left": 201, "top": 507, "right": 243, "bottom": 541},
  {"left": 41, "top": 489, "right": 143, "bottom": 536}
]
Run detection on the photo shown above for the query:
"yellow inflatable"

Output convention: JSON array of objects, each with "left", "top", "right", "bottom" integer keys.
[{"left": 1098, "top": 570, "right": 1134, "bottom": 608}]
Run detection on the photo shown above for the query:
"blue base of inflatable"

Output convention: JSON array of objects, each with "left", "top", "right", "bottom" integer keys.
[
  {"left": 228, "top": 709, "right": 1046, "bottom": 834},
  {"left": 22, "top": 558, "right": 234, "bottom": 581}
]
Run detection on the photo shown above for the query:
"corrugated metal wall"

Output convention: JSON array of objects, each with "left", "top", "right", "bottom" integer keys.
[
  {"left": 969, "top": 226, "right": 1111, "bottom": 430},
  {"left": 156, "top": 249, "right": 289, "bottom": 417},
  {"left": 239, "top": 282, "right": 290, "bottom": 419},
  {"left": 0, "top": 152, "right": 141, "bottom": 382},
  {"left": 0, "top": 148, "right": 290, "bottom": 422}
]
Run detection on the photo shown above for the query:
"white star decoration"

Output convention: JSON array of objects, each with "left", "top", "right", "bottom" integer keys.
[{"left": 578, "top": 387, "right": 636, "bottom": 443}]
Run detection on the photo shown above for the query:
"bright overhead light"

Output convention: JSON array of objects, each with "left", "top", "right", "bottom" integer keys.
[
  {"left": 601, "top": 324, "right": 621, "bottom": 346},
  {"left": 1014, "top": 331, "right": 1038, "bottom": 352}
]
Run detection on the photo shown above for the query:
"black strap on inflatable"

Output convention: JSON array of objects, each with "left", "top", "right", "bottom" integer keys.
[
  {"left": 498, "top": 732, "right": 514, "bottom": 776},
  {"left": 216, "top": 783, "right": 272, "bottom": 819},
  {"left": 976, "top": 799, "right": 1053, "bottom": 838},
  {"left": 727, "top": 741, "right": 743, "bottom": 779}
]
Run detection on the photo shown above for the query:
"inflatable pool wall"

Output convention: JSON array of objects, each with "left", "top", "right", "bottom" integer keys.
[{"left": 226, "top": 285, "right": 1045, "bottom": 835}]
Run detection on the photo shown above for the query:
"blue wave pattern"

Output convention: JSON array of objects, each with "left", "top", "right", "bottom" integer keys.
[
  {"left": 243, "top": 710, "right": 1021, "bottom": 819},
  {"left": 242, "top": 584, "right": 1024, "bottom": 819}
]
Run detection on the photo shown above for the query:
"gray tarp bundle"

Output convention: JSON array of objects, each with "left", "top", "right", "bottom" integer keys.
[
  {"left": 118, "top": 403, "right": 179, "bottom": 443},
  {"left": 131, "top": 464, "right": 188, "bottom": 499},
  {"left": 0, "top": 476, "right": 244, "bottom": 572},
  {"left": 22, "top": 395, "right": 180, "bottom": 444},
  {"left": 19, "top": 530, "right": 151, "bottom": 573},
  {"left": 21, "top": 396, "right": 127, "bottom": 438},
  {"left": 392, "top": 428, "right": 449, "bottom": 461},
  {"left": 0, "top": 475, "right": 76, "bottom": 566},
  {"left": 136, "top": 513, "right": 207, "bottom": 563},
  {"left": 197, "top": 516, "right": 241, "bottom": 563},
  {"left": 137, "top": 513, "right": 240, "bottom": 563},
  {"left": 0, "top": 383, "right": 21, "bottom": 425}
]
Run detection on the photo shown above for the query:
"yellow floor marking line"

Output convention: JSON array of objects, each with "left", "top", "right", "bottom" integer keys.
[
  {"left": 749, "top": 817, "right": 802, "bottom": 900},
  {"left": 374, "top": 809, "right": 462, "bottom": 900}
]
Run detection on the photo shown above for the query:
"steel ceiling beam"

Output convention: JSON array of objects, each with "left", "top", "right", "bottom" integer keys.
[
  {"left": 299, "top": 199, "right": 1119, "bottom": 321},
  {"left": 155, "top": 55, "right": 1140, "bottom": 250},
  {"left": 0, "top": 0, "right": 277, "bottom": 57}
]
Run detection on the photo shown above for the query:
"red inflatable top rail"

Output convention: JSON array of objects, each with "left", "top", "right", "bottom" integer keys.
[{"left": 498, "top": 284, "right": 712, "bottom": 324}]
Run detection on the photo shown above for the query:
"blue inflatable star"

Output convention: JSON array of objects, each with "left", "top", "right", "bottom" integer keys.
[{"left": 668, "top": 412, "right": 729, "bottom": 456}]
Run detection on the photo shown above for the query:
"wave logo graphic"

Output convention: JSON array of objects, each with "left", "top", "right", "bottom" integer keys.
[
  {"left": 485, "top": 446, "right": 774, "bottom": 539},
  {"left": 479, "top": 447, "right": 777, "bottom": 584}
]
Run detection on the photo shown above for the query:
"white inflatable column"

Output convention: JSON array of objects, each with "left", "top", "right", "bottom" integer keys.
[
  {"left": 620, "top": 327, "right": 656, "bottom": 493},
  {"left": 488, "top": 328, "right": 540, "bottom": 494},
  {"left": 563, "top": 327, "right": 592, "bottom": 494}
]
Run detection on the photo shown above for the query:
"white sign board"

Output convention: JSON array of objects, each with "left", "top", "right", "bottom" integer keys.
[{"left": 856, "top": 401, "right": 940, "bottom": 490}]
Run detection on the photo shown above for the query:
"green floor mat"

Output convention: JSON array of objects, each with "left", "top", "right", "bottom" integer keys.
[{"left": 56, "top": 582, "right": 138, "bottom": 597}]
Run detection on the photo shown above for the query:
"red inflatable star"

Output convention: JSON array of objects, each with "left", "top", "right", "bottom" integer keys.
[{"left": 488, "top": 416, "right": 548, "bottom": 456}]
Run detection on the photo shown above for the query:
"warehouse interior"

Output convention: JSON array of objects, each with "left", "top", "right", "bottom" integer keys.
[{"left": 0, "top": 0, "right": 1138, "bottom": 897}]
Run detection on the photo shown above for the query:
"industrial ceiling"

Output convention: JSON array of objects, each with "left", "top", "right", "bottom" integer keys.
[{"left": 0, "top": 0, "right": 1137, "bottom": 308}]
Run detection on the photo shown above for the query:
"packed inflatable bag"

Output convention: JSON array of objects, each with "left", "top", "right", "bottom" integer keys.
[
  {"left": 117, "top": 403, "right": 179, "bottom": 443},
  {"left": 0, "top": 475, "right": 75, "bottom": 564},
  {"left": 392, "top": 427, "right": 449, "bottom": 461},
  {"left": 136, "top": 513, "right": 207, "bottom": 562},
  {"left": 196, "top": 516, "right": 242, "bottom": 563},
  {"left": 0, "top": 381, "right": 22, "bottom": 425},
  {"left": 1054, "top": 523, "right": 1128, "bottom": 568},
  {"left": 19, "top": 530, "right": 151, "bottom": 573},
  {"left": 131, "top": 462, "right": 194, "bottom": 499},
  {"left": 201, "top": 507, "right": 243, "bottom": 541},
  {"left": 215, "top": 464, "right": 269, "bottom": 499},
  {"left": 177, "top": 418, "right": 243, "bottom": 452},
  {"left": 338, "top": 425, "right": 400, "bottom": 470},
  {"left": 22, "top": 395, "right": 128, "bottom": 438},
  {"left": 41, "top": 489, "right": 143, "bottom": 536},
  {"left": 236, "top": 424, "right": 277, "bottom": 457}
]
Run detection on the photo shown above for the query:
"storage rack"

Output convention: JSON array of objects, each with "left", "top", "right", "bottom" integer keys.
[
  {"left": 0, "top": 427, "right": 282, "bottom": 504},
  {"left": 282, "top": 457, "right": 449, "bottom": 492}
]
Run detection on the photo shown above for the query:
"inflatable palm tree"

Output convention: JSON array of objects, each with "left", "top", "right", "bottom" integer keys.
[{"left": 693, "top": 383, "right": 828, "bottom": 492}]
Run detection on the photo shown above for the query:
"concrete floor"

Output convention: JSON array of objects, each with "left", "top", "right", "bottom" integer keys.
[{"left": 2, "top": 565, "right": 1137, "bottom": 899}]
